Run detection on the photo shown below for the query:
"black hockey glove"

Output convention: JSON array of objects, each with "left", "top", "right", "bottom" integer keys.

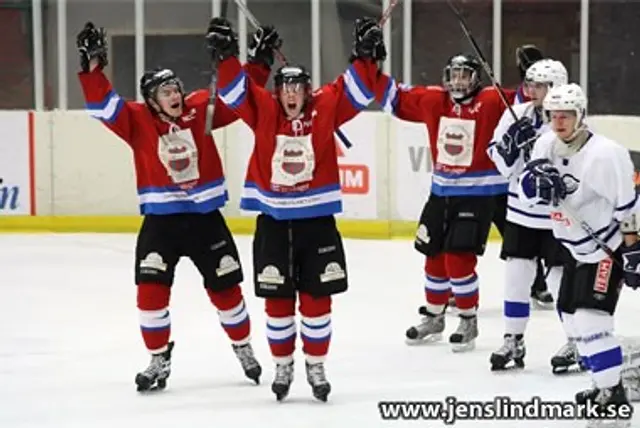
[
  {"left": 621, "top": 242, "right": 640, "bottom": 289},
  {"left": 206, "top": 17, "right": 239, "bottom": 62},
  {"left": 521, "top": 158, "right": 567, "bottom": 206},
  {"left": 496, "top": 117, "right": 537, "bottom": 167},
  {"left": 248, "top": 25, "right": 282, "bottom": 67},
  {"left": 76, "top": 22, "right": 108, "bottom": 72},
  {"left": 350, "top": 17, "right": 386, "bottom": 63}
]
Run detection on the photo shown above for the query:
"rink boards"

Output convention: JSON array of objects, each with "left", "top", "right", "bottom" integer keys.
[{"left": 0, "top": 110, "right": 639, "bottom": 239}]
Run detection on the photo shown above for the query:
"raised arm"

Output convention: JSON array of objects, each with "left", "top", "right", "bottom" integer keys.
[
  {"left": 488, "top": 104, "right": 536, "bottom": 179},
  {"left": 76, "top": 22, "right": 137, "bottom": 145},
  {"left": 206, "top": 17, "right": 277, "bottom": 130}
]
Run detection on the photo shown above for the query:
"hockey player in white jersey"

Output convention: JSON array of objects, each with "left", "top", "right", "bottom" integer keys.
[
  {"left": 518, "top": 83, "right": 635, "bottom": 426},
  {"left": 487, "top": 59, "right": 579, "bottom": 373}
]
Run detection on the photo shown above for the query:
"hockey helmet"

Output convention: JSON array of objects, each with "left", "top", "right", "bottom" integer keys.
[
  {"left": 543, "top": 83, "right": 587, "bottom": 129},
  {"left": 525, "top": 59, "right": 568, "bottom": 88},
  {"left": 274, "top": 65, "right": 311, "bottom": 89},
  {"left": 516, "top": 44, "right": 544, "bottom": 79},
  {"left": 442, "top": 54, "right": 482, "bottom": 102},
  {"left": 139, "top": 67, "right": 184, "bottom": 102}
]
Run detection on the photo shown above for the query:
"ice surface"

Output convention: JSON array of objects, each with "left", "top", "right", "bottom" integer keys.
[{"left": 1, "top": 234, "right": 638, "bottom": 427}]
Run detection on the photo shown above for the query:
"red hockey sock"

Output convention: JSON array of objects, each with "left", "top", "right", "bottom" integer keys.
[
  {"left": 299, "top": 293, "right": 332, "bottom": 363},
  {"left": 445, "top": 252, "right": 479, "bottom": 313},
  {"left": 265, "top": 297, "right": 296, "bottom": 363},
  {"left": 424, "top": 254, "right": 450, "bottom": 314},
  {"left": 207, "top": 285, "right": 251, "bottom": 345},
  {"left": 137, "top": 283, "right": 171, "bottom": 353}
]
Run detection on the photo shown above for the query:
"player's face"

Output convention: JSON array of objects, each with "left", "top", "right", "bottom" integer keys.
[
  {"left": 550, "top": 110, "right": 578, "bottom": 140},
  {"left": 448, "top": 68, "right": 473, "bottom": 93},
  {"left": 156, "top": 84, "right": 183, "bottom": 118},
  {"left": 524, "top": 81, "right": 548, "bottom": 107},
  {"left": 279, "top": 83, "right": 306, "bottom": 119}
]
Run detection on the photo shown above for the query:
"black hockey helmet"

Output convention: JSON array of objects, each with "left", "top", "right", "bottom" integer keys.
[
  {"left": 139, "top": 67, "right": 184, "bottom": 102},
  {"left": 274, "top": 64, "right": 311, "bottom": 88},
  {"left": 516, "top": 44, "right": 544, "bottom": 80},
  {"left": 442, "top": 53, "right": 482, "bottom": 102}
]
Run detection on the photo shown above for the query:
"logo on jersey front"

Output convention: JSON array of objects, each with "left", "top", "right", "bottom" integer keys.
[
  {"left": 158, "top": 127, "right": 199, "bottom": 188},
  {"left": 562, "top": 173, "right": 580, "bottom": 195},
  {"left": 436, "top": 117, "right": 475, "bottom": 167},
  {"left": 271, "top": 134, "right": 315, "bottom": 189}
]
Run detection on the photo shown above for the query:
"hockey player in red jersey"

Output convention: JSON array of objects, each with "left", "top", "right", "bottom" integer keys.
[
  {"left": 76, "top": 20, "right": 278, "bottom": 392},
  {"left": 206, "top": 17, "right": 384, "bottom": 402},
  {"left": 373, "top": 52, "right": 515, "bottom": 351}
]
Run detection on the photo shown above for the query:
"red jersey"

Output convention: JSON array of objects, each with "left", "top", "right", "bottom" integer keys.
[
  {"left": 375, "top": 77, "right": 515, "bottom": 196},
  {"left": 216, "top": 56, "right": 379, "bottom": 220},
  {"left": 78, "top": 63, "right": 270, "bottom": 215}
]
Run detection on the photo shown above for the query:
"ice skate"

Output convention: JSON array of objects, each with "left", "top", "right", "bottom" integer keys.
[
  {"left": 232, "top": 342, "right": 262, "bottom": 384},
  {"left": 581, "top": 382, "right": 633, "bottom": 428},
  {"left": 449, "top": 314, "right": 478, "bottom": 352},
  {"left": 490, "top": 334, "right": 525, "bottom": 371},
  {"left": 135, "top": 341, "right": 174, "bottom": 392},
  {"left": 271, "top": 361, "right": 294, "bottom": 401},
  {"left": 531, "top": 288, "right": 554, "bottom": 309},
  {"left": 405, "top": 306, "right": 445, "bottom": 345},
  {"left": 306, "top": 361, "right": 331, "bottom": 402},
  {"left": 551, "top": 341, "right": 586, "bottom": 374}
]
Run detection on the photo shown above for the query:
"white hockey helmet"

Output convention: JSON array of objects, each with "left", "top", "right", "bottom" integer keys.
[
  {"left": 542, "top": 83, "right": 587, "bottom": 127},
  {"left": 525, "top": 59, "right": 568, "bottom": 88}
]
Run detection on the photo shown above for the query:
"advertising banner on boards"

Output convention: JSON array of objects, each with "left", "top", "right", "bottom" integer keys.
[{"left": 0, "top": 111, "right": 32, "bottom": 215}]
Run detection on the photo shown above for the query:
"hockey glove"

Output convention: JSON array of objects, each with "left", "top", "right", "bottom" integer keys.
[
  {"left": 496, "top": 117, "right": 537, "bottom": 167},
  {"left": 76, "top": 22, "right": 108, "bottom": 72},
  {"left": 206, "top": 17, "right": 239, "bottom": 62},
  {"left": 248, "top": 25, "right": 282, "bottom": 67},
  {"left": 621, "top": 241, "right": 640, "bottom": 289},
  {"left": 350, "top": 17, "right": 386, "bottom": 63},
  {"left": 521, "top": 158, "right": 567, "bottom": 206}
]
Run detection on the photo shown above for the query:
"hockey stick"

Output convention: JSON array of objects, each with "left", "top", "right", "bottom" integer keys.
[
  {"left": 558, "top": 201, "right": 623, "bottom": 268},
  {"left": 445, "top": 0, "right": 518, "bottom": 123},
  {"left": 204, "top": 1, "right": 230, "bottom": 136}
]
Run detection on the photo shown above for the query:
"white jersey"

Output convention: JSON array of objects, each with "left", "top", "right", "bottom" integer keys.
[
  {"left": 488, "top": 101, "right": 552, "bottom": 229},
  {"left": 518, "top": 129, "right": 638, "bottom": 263}
]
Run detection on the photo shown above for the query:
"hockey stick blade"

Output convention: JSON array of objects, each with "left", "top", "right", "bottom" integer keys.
[{"left": 445, "top": 0, "right": 518, "bottom": 122}]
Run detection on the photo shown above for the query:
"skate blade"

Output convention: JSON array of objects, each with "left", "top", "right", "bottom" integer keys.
[
  {"left": 552, "top": 364, "right": 586, "bottom": 376},
  {"left": 405, "top": 333, "right": 443, "bottom": 346},
  {"left": 531, "top": 299, "right": 554, "bottom": 310},
  {"left": 451, "top": 340, "right": 476, "bottom": 353}
]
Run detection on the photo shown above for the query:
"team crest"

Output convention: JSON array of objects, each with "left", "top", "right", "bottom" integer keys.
[
  {"left": 271, "top": 134, "right": 315, "bottom": 188},
  {"left": 436, "top": 117, "right": 475, "bottom": 167},
  {"left": 562, "top": 174, "right": 580, "bottom": 195},
  {"left": 158, "top": 128, "right": 199, "bottom": 187}
]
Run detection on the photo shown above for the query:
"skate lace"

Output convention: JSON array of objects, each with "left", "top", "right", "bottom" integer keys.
[
  {"left": 275, "top": 363, "right": 293, "bottom": 384},
  {"left": 454, "top": 317, "right": 475, "bottom": 335},
  {"left": 497, "top": 337, "right": 516, "bottom": 356},
  {"left": 234, "top": 345, "right": 257, "bottom": 369},
  {"left": 307, "top": 363, "right": 328, "bottom": 385},
  {"left": 142, "top": 354, "right": 167, "bottom": 378},
  {"left": 558, "top": 342, "right": 577, "bottom": 359}
]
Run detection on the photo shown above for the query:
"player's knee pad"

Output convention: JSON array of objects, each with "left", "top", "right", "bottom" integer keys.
[
  {"left": 573, "top": 308, "right": 614, "bottom": 336},
  {"left": 206, "top": 284, "right": 242, "bottom": 311},
  {"left": 504, "top": 258, "right": 537, "bottom": 302},
  {"left": 299, "top": 293, "right": 331, "bottom": 317},
  {"left": 265, "top": 297, "right": 296, "bottom": 318},
  {"left": 137, "top": 282, "right": 171, "bottom": 310},
  {"left": 444, "top": 252, "right": 477, "bottom": 279},
  {"left": 424, "top": 254, "right": 447, "bottom": 277}
]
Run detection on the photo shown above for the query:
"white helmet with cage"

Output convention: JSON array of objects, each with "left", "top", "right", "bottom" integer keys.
[
  {"left": 525, "top": 59, "right": 568, "bottom": 88},
  {"left": 542, "top": 83, "right": 587, "bottom": 126}
]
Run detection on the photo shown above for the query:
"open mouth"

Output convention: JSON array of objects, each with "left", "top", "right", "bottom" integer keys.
[
  {"left": 170, "top": 102, "right": 180, "bottom": 109},
  {"left": 287, "top": 102, "right": 296, "bottom": 110}
]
